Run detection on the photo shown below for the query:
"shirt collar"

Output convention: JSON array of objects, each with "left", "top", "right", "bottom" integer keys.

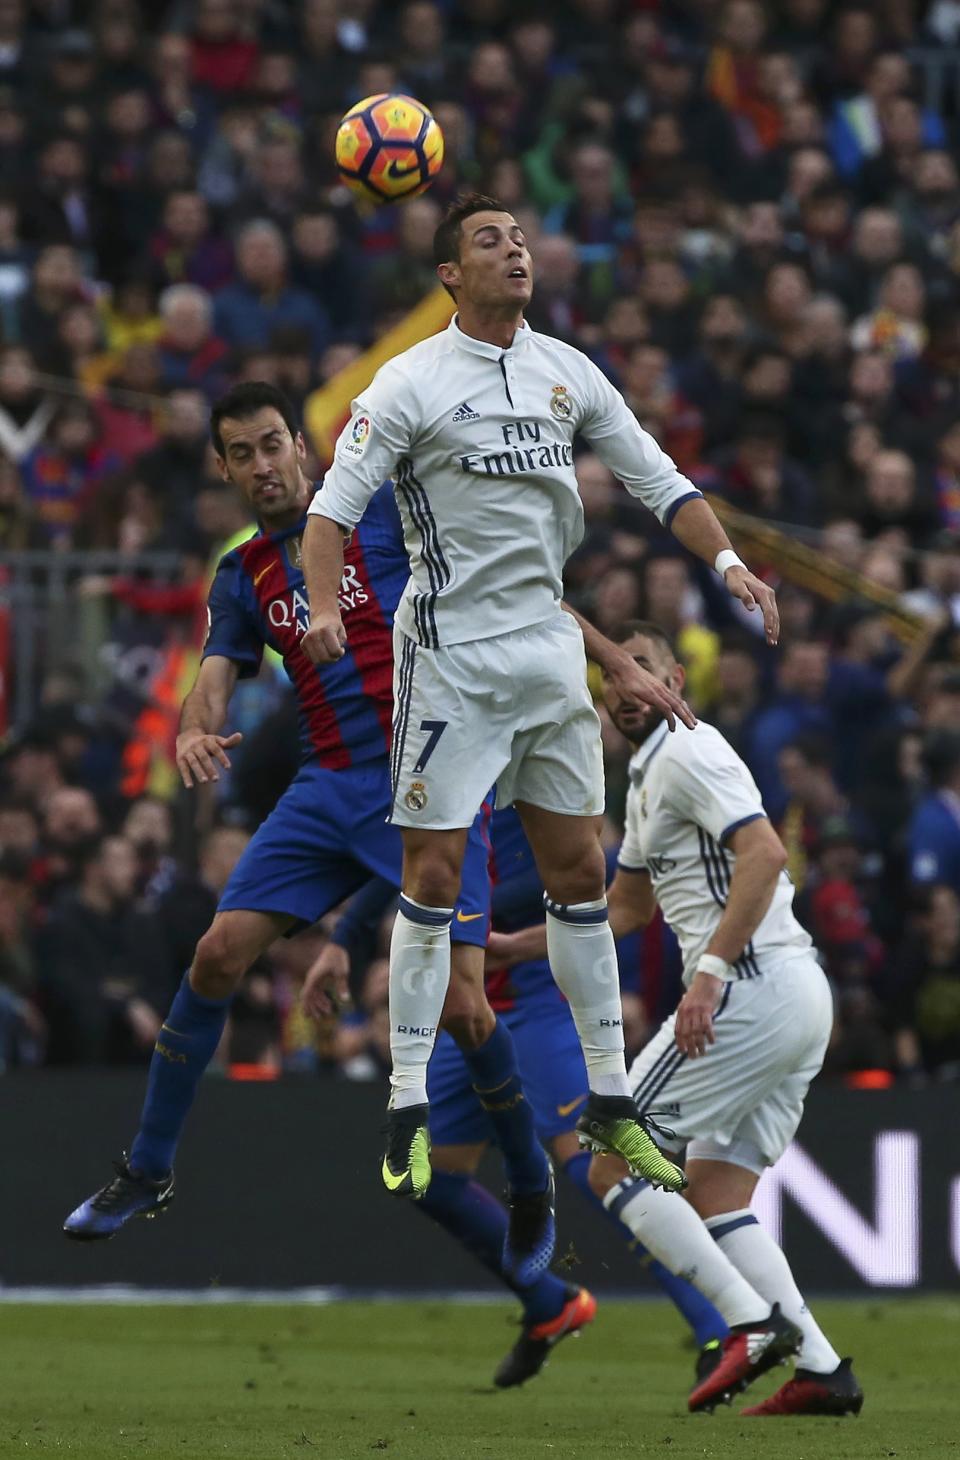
[
  {"left": 446, "top": 314, "right": 531, "bottom": 360},
  {"left": 628, "top": 721, "right": 670, "bottom": 784}
]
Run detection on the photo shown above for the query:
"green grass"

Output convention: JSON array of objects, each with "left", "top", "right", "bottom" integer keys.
[{"left": 1, "top": 1298, "right": 958, "bottom": 1459}]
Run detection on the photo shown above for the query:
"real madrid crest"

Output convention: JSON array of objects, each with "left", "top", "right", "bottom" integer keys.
[
  {"left": 404, "top": 781, "right": 428, "bottom": 811},
  {"left": 550, "top": 384, "right": 573, "bottom": 420}
]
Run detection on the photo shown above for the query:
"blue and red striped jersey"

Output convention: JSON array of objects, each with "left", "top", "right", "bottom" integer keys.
[{"left": 203, "top": 483, "right": 408, "bottom": 769}]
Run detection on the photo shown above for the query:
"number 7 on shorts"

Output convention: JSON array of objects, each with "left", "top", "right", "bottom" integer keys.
[{"left": 412, "top": 719, "right": 447, "bottom": 774}]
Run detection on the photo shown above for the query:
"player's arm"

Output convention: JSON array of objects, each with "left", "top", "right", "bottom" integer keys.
[
  {"left": 668, "top": 497, "right": 779, "bottom": 646},
  {"left": 675, "top": 816, "right": 787, "bottom": 1060},
  {"left": 563, "top": 600, "right": 695, "bottom": 732},
  {"left": 301, "top": 513, "right": 348, "bottom": 664},
  {"left": 302, "top": 370, "right": 416, "bottom": 666},
  {"left": 578, "top": 361, "right": 779, "bottom": 645},
  {"left": 176, "top": 655, "right": 242, "bottom": 788}
]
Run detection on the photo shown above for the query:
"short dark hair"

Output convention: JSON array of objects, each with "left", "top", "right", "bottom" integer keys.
[
  {"left": 210, "top": 381, "right": 299, "bottom": 456},
  {"left": 608, "top": 618, "right": 678, "bottom": 660},
  {"left": 433, "top": 192, "right": 509, "bottom": 296}
]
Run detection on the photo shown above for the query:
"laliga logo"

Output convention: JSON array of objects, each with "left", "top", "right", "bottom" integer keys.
[{"left": 267, "top": 567, "right": 368, "bottom": 637}]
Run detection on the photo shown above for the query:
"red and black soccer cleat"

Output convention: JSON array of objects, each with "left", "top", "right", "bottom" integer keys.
[
  {"left": 742, "top": 1357, "right": 864, "bottom": 1417},
  {"left": 493, "top": 1286, "right": 597, "bottom": 1388},
  {"left": 688, "top": 1303, "right": 802, "bottom": 1413}
]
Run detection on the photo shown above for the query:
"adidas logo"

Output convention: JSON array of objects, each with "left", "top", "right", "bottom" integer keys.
[{"left": 452, "top": 401, "right": 480, "bottom": 422}]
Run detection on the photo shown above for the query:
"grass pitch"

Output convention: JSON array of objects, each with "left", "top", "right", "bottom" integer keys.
[{"left": 1, "top": 1297, "right": 957, "bottom": 1459}]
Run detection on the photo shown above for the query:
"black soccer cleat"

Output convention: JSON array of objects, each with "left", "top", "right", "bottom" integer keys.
[
  {"left": 742, "top": 1357, "right": 864, "bottom": 1416},
  {"left": 493, "top": 1285, "right": 597, "bottom": 1389},
  {"left": 575, "top": 1094, "right": 686, "bottom": 1191},
  {"left": 695, "top": 1337, "right": 724, "bottom": 1385},
  {"left": 63, "top": 1156, "right": 174, "bottom": 1241},
  {"left": 381, "top": 1103, "right": 432, "bottom": 1199}
]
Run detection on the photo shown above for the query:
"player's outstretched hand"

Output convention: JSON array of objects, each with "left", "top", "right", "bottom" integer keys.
[
  {"left": 674, "top": 970, "right": 724, "bottom": 1058},
  {"left": 302, "top": 941, "right": 352, "bottom": 1020},
  {"left": 723, "top": 566, "right": 780, "bottom": 646},
  {"left": 301, "top": 613, "right": 347, "bottom": 665},
  {"left": 608, "top": 650, "right": 696, "bottom": 733},
  {"left": 176, "top": 729, "right": 243, "bottom": 788}
]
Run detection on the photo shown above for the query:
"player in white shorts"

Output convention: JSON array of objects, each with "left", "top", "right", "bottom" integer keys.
[
  {"left": 300, "top": 192, "right": 779, "bottom": 1222},
  {"left": 493, "top": 620, "right": 861, "bottom": 1417}
]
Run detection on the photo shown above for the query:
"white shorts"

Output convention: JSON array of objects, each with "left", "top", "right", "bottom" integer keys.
[
  {"left": 389, "top": 612, "right": 605, "bottom": 829},
  {"left": 628, "top": 955, "right": 834, "bottom": 1169}
]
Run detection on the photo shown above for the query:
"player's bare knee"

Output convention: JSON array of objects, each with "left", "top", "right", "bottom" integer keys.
[
  {"left": 542, "top": 849, "right": 606, "bottom": 907},
  {"left": 588, "top": 1152, "right": 629, "bottom": 1200},
  {"left": 404, "top": 857, "right": 461, "bottom": 909},
  {"left": 191, "top": 924, "right": 251, "bottom": 1000}
]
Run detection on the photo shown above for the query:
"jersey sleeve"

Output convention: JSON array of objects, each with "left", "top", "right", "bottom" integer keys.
[
  {"left": 578, "top": 357, "right": 703, "bottom": 528},
  {"left": 618, "top": 780, "right": 647, "bottom": 871},
  {"left": 664, "top": 729, "right": 767, "bottom": 845},
  {"left": 308, "top": 361, "right": 418, "bottom": 531},
  {"left": 201, "top": 557, "right": 263, "bottom": 679}
]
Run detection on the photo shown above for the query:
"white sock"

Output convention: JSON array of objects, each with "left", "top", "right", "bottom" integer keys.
[
  {"left": 606, "top": 1180, "right": 769, "bottom": 1328},
  {"left": 388, "top": 896, "right": 452, "bottom": 1110},
  {"left": 545, "top": 900, "right": 630, "bottom": 1096},
  {"left": 705, "top": 1210, "right": 841, "bottom": 1373}
]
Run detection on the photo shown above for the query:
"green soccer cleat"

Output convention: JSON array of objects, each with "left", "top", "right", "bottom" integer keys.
[
  {"left": 381, "top": 1103, "right": 432, "bottom": 1199},
  {"left": 576, "top": 1094, "right": 687, "bottom": 1192}
]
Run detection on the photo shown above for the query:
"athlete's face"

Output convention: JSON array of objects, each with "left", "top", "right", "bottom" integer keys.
[
  {"left": 215, "top": 406, "right": 309, "bottom": 527},
  {"left": 439, "top": 210, "right": 534, "bottom": 311},
  {"left": 603, "top": 632, "right": 685, "bottom": 747}
]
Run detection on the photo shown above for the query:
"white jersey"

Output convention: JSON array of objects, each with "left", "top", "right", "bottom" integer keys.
[
  {"left": 308, "top": 316, "right": 702, "bottom": 648},
  {"left": 619, "top": 720, "right": 813, "bottom": 985}
]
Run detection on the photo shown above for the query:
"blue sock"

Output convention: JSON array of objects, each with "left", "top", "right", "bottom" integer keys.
[
  {"left": 563, "top": 1152, "right": 728, "bottom": 1346},
  {"left": 461, "top": 1018, "right": 550, "bottom": 1196},
  {"left": 129, "top": 973, "right": 230, "bottom": 1178},
  {"left": 419, "top": 1170, "right": 569, "bottom": 1325}
]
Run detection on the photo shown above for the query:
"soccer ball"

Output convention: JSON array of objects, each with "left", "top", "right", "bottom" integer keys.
[{"left": 335, "top": 93, "right": 444, "bottom": 204}]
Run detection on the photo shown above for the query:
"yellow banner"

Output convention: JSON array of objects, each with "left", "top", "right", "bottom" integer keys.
[{"left": 706, "top": 496, "right": 928, "bottom": 646}]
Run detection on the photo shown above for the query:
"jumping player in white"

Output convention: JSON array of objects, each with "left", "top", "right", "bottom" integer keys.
[
  {"left": 301, "top": 193, "right": 779, "bottom": 1222},
  {"left": 492, "top": 621, "right": 862, "bottom": 1418}
]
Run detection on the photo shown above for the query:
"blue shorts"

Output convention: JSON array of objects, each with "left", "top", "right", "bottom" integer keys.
[
  {"left": 218, "top": 759, "right": 491, "bottom": 945},
  {"left": 427, "top": 980, "right": 589, "bottom": 1146}
]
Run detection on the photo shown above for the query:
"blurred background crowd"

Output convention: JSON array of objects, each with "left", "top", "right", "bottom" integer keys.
[{"left": 4, "top": 0, "right": 960, "bottom": 1088}]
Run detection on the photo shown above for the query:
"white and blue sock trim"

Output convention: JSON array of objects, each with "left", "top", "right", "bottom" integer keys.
[
  {"left": 543, "top": 895, "right": 609, "bottom": 926},
  {"left": 707, "top": 1212, "right": 759, "bottom": 1242},
  {"left": 605, "top": 1176, "right": 650, "bottom": 1221},
  {"left": 398, "top": 895, "right": 453, "bottom": 928}
]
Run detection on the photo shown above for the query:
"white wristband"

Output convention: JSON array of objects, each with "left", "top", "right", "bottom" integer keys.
[
  {"left": 696, "top": 954, "right": 730, "bottom": 979},
  {"left": 715, "top": 549, "right": 745, "bottom": 577}
]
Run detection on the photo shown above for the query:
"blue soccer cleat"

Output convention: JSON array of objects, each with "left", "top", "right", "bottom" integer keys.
[
  {"left": 63, "top": 1156, "right": 174, "bottom": 1241},
  {"left": 502, "top": 1167, "right": 556, "bottom": 1287}
]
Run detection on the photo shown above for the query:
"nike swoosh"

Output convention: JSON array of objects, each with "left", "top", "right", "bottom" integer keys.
[
  {"left": 253, "top": 565, "right": 273, "bottom": 587},
  {"left": 381, "top": 1159, "right": 409, "bottom": 1192},
  {"left": 456, "top": 911, "right": 484, "bottom": 923},
  {"left": 556, "top": 1094, "right": 589, "bottom": 1118}
]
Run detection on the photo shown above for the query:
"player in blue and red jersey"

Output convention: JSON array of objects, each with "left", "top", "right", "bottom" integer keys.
[
  {"left": 309, "top": 805, "right": 728, "bottom": 1387},
  {"left": 63, "top": 383, "right": 554, "bottom": 1260}
]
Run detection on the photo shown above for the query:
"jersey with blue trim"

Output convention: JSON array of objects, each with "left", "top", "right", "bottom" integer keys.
[
  {"left": 619, "top": 719, "right": 812, "bottom": 986},
  {"left": 308, "top": 316, "right": 701, "bottom": 649},
  {"left": 203, "top": 483, "right": 408, "bottom": 769}
]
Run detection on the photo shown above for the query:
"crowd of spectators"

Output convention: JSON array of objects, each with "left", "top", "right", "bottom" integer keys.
[{"left": 4, "top": 0, "right": 960, "bottom": 1085}]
